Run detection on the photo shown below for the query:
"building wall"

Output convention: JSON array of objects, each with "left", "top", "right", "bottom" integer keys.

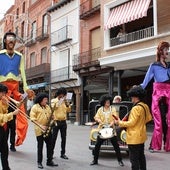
[
  {"left": 157, "top": 0, "right": 170, "bottom": 33},
  {"left": 80, "top": 13, "right": 100, "bottom": 53},
  {"left": 3, "top": 6, "right": 15, "bottom": 33},
  {"left": 101, "top": 0, "right": 170, "bottom": 64},
  {"left": 50, "top": 0, "right": 79, "bottom": 71},
  {"left": 26, "top": 0, "right": 52, "bottom": 69}
]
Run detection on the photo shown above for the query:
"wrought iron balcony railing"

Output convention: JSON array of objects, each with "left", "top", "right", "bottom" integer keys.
[
  {"left": 26, "top": 63, "right": 50, "bottom": 80},
  {"left": 51, "top": 25, "right": 72, "bottom": 46},
  {"left": 25, "top": 29, "right": 36, "bottom": 47},
  {"left": 73, "top": 47, "right": 101, "bottom": 71},
  {"left": 110, "top": 26, "right": 154, "bottom": 47},
  {"left": 51, "top": 65, "right": 77, "bottom": 83},
  {"left": 36, "top": 25, "right": 49, "bottom": 41},
  {"left": 80, "top": 0, "right": 100, "bottom": 19}
]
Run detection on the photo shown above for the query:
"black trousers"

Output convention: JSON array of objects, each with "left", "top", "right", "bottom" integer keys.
[
  {"left": 51, "top": 120, "right": 67, "bottom": 156},
  {"left": 7, "top": 102, "right": 16, "bottom": 148},
  {"left": 93, "top": 135, "right": 122, "bottom": 162},
  {"left": 36, "top": 133, "right": 53, "bottom": 164},
  {"left": 159, "top": 97, "right": 168, "bottom": 145},
  {"left": 128, "top": 143, "right": 146, "bottom": 170},
  {"left": 7, "top": 115, "right": 16, "bottom": 147},
  {"left": 0, "top": 127, "right": 10, "bottom": 170}
]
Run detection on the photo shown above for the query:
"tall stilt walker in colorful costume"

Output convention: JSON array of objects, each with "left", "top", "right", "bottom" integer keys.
[
  {"left": 0, "top": 32, "right": 34, "bottom": 146},
  {"left": 140, "top": 41, "right": 170, "bottom": 152}
]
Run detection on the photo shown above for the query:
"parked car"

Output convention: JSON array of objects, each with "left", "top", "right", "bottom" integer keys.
[{"left": 88, "top": 101, "right": 133, "bottom": 154}]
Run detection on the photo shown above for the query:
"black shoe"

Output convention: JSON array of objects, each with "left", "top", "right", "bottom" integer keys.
[
  {"left": 118, "top": 161, "right": 124, "bottom": 166},
  {"left": 60, "top": 154, "right": 68, "bottom": 159},
  {"left": 90, "top": 160, "right": 98, "bottom": 165},
  {"left": 46, "top": 161, "right": 58, "bottom": 167},
  {"left": 38, "top": 163, "right": 43, "bottom": 169},
  {"left": 10, "top": 146, "right": 16, "bottom": 152},
  {"left": 149, "top": 147, "right": 154, "bottom": 153}
]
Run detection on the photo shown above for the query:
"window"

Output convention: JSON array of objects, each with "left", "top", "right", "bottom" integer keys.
[
  {"left": 21, "top": 21, "right": 25, "bottom": 38},
  {"left": 16, "top": 8, "right": 19, "bottom": 19},
  {"left": 31, "top": 21, "right": 36, "bottom": 40},
  {"left": 42, "top": 14, "right": 48, "bottom": 35},
  {"left": 15, "top": 27, "right": 19, "bottom": 36},
  {"left": 105, "top": 0, "right": 153, "bottom": 47},
  {"left": 22, "top": 2, "right": 25, "bottom": 13},
  {"left": 59, "top": 49, "right": 69, "bottom": 67},
  {"left": 41, "top": 47, "right": 47, "bottom": 64},
  {"left": 30, "top": 52, "right": 36, "bottom": 67}
]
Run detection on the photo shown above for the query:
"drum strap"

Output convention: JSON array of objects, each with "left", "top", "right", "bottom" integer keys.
[
  {"left": 136, "top": 103, "right": 146, "bottom": 120},
  {"left": 126, "top": 103, "right": 146, "bottom": 121}
]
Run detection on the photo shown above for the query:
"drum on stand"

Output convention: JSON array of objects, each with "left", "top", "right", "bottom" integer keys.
[{"left": 99, "top": 127, "right": 114, "bottom": 139}]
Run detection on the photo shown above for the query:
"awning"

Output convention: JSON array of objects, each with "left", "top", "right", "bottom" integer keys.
[
  {"left": 104, "top": 0, "right": 151, "bottom": 30},
  {"left": 28, "top": 82, "right": 47, "bottom": 90}
]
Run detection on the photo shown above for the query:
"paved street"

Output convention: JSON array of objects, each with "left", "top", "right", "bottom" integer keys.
[{"left": 8, "top": 122, "right": 170, "bottom": 170}]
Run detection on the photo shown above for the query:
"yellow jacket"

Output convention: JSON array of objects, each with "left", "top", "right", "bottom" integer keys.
[
  {"left": 30, "top": 104, "right": 52, "bottom": 136},
  {"left": 94, "top": 106, "right": 118, "bottom": 135},
  {"left": 51, "top": 98, "right": 71, "bottom": 121},
  {"left": 119, "top": 102, "right": 152, "bottom": 145},
  {"left": 0, "top": 100, "right": 14, "bottom": 126}
]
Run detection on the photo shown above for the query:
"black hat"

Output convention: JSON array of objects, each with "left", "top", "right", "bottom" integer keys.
[
  {"left": 127, "top": 85, "right": 146, "bottom": 99},
  {"left": 0, "top": 83, "right": 8, "bottom": 93}
]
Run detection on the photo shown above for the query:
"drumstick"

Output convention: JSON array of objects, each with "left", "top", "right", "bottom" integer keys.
[
  {"left": 112, "top": 113, "right": 129, "bottom": 121},
  {"left": 112, "top": 114, "right": 118, "bottom": 120},
  {"left": 122, "top": 112, "right": 129, "bottom": 121}
]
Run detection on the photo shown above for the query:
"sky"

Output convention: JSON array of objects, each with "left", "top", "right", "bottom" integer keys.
[{"left": 0, "top": 0, "right": 15, "bottom": 19}]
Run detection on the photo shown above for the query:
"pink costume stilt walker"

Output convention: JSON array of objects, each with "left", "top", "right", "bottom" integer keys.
[
  {"left": 152, "top": 83, "right": 170, "bottom": 151},
  {"left": 140, "top": 41, "right": 170, "bottom": 152}
]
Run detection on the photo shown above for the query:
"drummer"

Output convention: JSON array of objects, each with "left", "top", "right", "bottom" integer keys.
[{"left": 90, "top": 94, "right": 124, "bottom": 166}]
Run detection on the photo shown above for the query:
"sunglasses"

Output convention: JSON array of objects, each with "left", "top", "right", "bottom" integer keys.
[{"left": 6, "top": 36, "right": 16, "bottom": 41}]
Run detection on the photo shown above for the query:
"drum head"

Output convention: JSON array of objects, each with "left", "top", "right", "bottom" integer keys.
[
  {"left": 99, "top": 128, "right": 114, "bottom": 139},
  {"left": 120, "top": 130, "right": 126, "bottom": 142},
  {"left": 90, "top": 128, "right": 99, "bottom": 141}
]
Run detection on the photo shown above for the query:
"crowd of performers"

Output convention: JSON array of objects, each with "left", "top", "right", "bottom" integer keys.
[{"left": 0, "top": 31, "right": 170, "bottom": 170}]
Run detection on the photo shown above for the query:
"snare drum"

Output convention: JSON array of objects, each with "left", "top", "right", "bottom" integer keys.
[{"left": 99, "top": 127, "right": 114, "bottom": 139}]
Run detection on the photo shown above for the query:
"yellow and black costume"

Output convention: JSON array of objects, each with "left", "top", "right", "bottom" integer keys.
[
  {"left": 91, "top": 94, "right": 124, "bottom": 166},
  {"left": 30, "top": 93, "right": 58, "bottom": 169},
  {"left": 51, "top": 87, "right": 71, "bottom": 160}
]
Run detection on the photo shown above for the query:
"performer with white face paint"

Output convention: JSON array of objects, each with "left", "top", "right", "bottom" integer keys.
[{"left": 140, "top": 41, "right": 170, "bottom": 152}]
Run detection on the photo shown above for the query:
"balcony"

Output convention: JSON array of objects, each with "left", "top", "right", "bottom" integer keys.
[
  {"left": 25, "top": 38, "right": 36, "bottom": 47},
  {"left": 26, "top": 63, "right": 50, "bottom": 80},
  {"left": 51, "top": 66, "right": 77, "bottom": 83},
  {"left": 73, "top": 47, "right": 101, "bottom": 71},
  {"left": 110, "top": 26, "right": 154, "bottom": 47},
  {"left": 51, "top": 25, "right": 73, "bottom": 46},
  {"left": 36, "top": 25, "right": 49, "bottom": 42},
  {"left": 80, "top": 0, "right": 100, "bottom": 20},
  {"left": 47, "top": 0, "right": 74, "bottom": 12}
]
